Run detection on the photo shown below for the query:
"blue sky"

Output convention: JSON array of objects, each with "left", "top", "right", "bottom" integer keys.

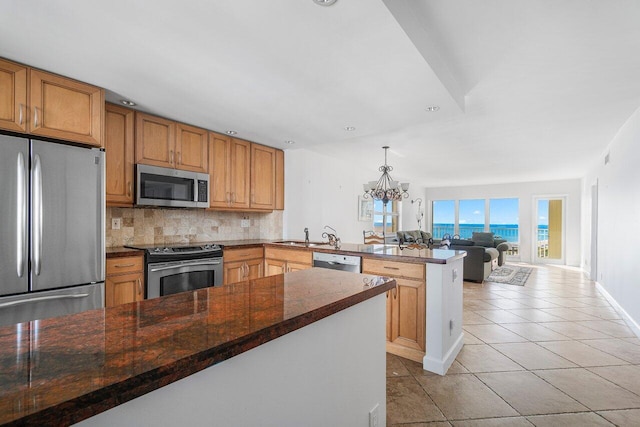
[{"left": 433, "top": 198, "right": 520, "bottom": 225}]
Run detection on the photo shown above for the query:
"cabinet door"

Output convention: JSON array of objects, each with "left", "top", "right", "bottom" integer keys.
[
  {"left": 264, "top": 259, "right": 286, "bottom": 277},
  {"left": 390, "top": 277, "right": 425, "bottom": 352},
  {"left": 135, "top": 112, "right": 175, "bottom": 168},
  {"left": 105, "top": 103, "right": 135, "bottom": 206},
  {"left": 250, "top": 143, "right": 276, "bottom": 209},
  {"left": 30, "top": 69, "right": 104, "bottom": 146},
  {"left": 230, "top": 138, "right": 251, "bottom": 208},
  {"left": 105, "top": 272, "right": 143, "bottom": 307},
  {"left": 176, "top": 123, "right": 208, "bottom": 173},
  {"left": 275, "top": 149, "right": 284, "bottom": 210},
  {"left": 208, "top": 132, "right": 231, "bottom": 208},
  {"left": 224, "top": 260, "right": 247, "bottom": 285},
  {"left": 245, "top": 258, "right": 264, "bottom": 280},
  {"left": 0, "top": 59, "right": 27, "bottom": 133},
  {"left": 286, "top": 262, "right": 311, "bottom": 273}
]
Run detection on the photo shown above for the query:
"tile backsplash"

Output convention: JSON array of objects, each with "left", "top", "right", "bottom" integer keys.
[{"left": 106, "top": 207, "right": 283, "bottom": 247}]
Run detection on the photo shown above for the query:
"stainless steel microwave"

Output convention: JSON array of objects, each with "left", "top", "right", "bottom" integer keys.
[{"left": 136, "top": 164, "right": 210, "bottom": 208}]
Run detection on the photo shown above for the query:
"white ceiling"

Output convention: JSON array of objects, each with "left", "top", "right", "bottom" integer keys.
[{"left": 1, "top": 0, "right": 639, "bottom": 187}]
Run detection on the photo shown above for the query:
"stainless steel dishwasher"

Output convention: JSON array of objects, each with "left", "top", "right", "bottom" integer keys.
[{"left": 312, "top": 252, "right": 361, "bottom": 273}]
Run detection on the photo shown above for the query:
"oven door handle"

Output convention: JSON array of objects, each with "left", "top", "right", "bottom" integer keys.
[{"left": 150, "top": 260, "right": 222, "bottom": 273}]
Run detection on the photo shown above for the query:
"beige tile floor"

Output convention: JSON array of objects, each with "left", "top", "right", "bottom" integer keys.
[{"left": 387, "top": 263, "right": 640, "bottom": 426}]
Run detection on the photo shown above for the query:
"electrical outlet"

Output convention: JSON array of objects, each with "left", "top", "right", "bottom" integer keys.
[
  {"left": 369, "top": 404, "right": 379, "bottom": 427},
  {"left": 112, "top": 218, "right": 121, "bottom": 230},
  {"left": 241, "top": 219, "right": 250, "bottom": 228}
]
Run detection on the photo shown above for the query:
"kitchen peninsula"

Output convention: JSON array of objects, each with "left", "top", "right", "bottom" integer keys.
[{"left": 0, "top": 269, "right": 394, "bottom": 426}]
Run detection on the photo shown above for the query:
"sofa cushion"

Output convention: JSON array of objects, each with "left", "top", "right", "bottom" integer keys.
[
  {"left": 420, "top": 231, "right": 432, "bottom": 243},
  {"left": 471, "top": 232, "right": 495, "bottom": 247},
  {"left": 451, "top": 238, "right": 474, "bottom": 246}
]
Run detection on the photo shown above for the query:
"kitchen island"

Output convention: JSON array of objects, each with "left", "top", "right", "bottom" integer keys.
[{"left": 0, "top": 269, "right": 394, "bottom": 426}]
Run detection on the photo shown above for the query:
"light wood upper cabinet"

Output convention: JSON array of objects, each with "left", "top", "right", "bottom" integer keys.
[
  {"left": 29, "top": 69, "right": 104, "bottom": 147},
  {"left": 209, "top": 132, "right": 232, "bottom": 208},
  {"left": 135, "top": 112, "right": 175, "bottom": 168},
  {"left": 231, "top": 138, "right": 251, "bottom": 208},
  {"left": 175, "top": 123, "right": 208, "bottom": 173},
  {"left": 275, "top": 149, "right": 284, "bottom": 210},
  {"left": 0, "top": 58, "right": 27, "bottom": 133},
  {"left": 251, "top": 144, "right": 276, "bottom": 210},
  {"left": 105, "top": 103, "right": 135, "bottom": 206}
]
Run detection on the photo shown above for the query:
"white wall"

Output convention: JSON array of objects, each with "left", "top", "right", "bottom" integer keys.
[
  {"left": 284, "top": 149, "right": 402, "bottom": 243},
  {"left": 583, "top": 106, "right": 640, "bottom": 330},
  {"left": 424, "top": 180, "right": 582, "bottom": 265}
]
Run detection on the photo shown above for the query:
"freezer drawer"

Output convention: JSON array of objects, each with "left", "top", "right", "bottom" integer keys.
[{"left": 0, "top": 283, "right": 104, "bottom": 327}]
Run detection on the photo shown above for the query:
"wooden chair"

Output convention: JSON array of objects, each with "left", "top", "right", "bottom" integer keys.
[{"left": 363, "top": 230, "right": 385, "bottom": 244}]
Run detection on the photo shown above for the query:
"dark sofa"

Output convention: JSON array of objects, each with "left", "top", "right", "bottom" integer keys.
[{"left": 448, "top": 232, "right": 510, "bottom": 282}]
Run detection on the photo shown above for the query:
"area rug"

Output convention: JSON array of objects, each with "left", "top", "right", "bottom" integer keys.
[{"left": 486, "top": 266, "right": 532, "bottom": 286}]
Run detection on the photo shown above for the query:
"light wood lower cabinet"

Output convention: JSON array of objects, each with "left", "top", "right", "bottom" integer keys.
[
  {"left": 106, "top": 255, "right": 144, "bottom": 307},
  {"left": 223, "top": 247, "right": 264, "bottom": 285},
  {"left": 264, "top": 247, "right": 312, "bottom": 276},
  {"left": 362, "top": 258, "right": 426, "bottom": 362}
]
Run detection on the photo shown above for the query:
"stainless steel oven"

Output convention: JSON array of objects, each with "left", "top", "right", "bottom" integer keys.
[{"left": 127, "top": 244, "right": 223, "bottom": 299}]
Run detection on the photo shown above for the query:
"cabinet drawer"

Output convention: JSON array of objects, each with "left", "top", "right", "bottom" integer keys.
[
  {"left": 264, "top": 247, "right": 311, "bottom": 265},
  {"left": 224, "top": 247, "right": 264, "bottom": 263},
  {"left": 362, "top": 258, "right": 425, "bottom": 281},
  {"left": 107, "top": 255, "right": 144, "bottom": 275}
]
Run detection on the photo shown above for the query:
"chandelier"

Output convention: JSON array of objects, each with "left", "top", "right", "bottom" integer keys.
[{"left": 362, "top": 146, "right": 409, "bottom": 205}]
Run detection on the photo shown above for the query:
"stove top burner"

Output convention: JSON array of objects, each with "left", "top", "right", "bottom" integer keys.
[{"left": 125, "top": 243, "right": 223, "bottom": 256}]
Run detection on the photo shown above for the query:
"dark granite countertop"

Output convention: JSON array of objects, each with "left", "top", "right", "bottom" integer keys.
[
  {"left": 0, "top": 269, "right": 394, "bottom": 426},
  {"left": 105, "top": 246, "right": 144, "bottom": 258}
]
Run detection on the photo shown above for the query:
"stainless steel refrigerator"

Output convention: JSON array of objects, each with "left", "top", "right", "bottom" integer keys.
[{"left": 0, "top": 134, "right": 105, "bottom": 327}]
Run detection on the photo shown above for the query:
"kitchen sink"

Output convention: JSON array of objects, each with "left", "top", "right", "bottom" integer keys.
[{"left": 275, "top": 240, "right": 327, "bottom": 247}]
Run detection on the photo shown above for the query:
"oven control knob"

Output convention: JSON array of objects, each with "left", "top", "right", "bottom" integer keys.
[
  {"left": 163, "top": 247, "right": 170, "bottom": 253},
  {"left": 153, "top": 248, "right": 161, "bottom": 253},
  {"left": 204, "top": 244, "right": 211, "bottom": 250}
]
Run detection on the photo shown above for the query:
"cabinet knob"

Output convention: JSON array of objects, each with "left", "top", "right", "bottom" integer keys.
[
  {"left": 137, "top": 278, "right": 142, "bottom": 295},
  {"left": 19, "top": 104, "right": 24, "bottom": 125},
  {"left": 33, "top": 107, "right": 39, "bottom": 128},
  {"left": 170, "top": 150, "right": 174, "bottom": 164},
  {"left": 127, "top": 181, "right": 132, "bottom": 197}
]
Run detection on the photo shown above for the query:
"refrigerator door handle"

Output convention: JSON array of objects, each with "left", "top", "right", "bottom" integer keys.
[
  {"left": 0, "top": 293, "right": 90, "bottom": 309},
  {"left": 16, "top": 152, "right": 27, "bottom": 278},
  {"left": 33, "top": 154, "right": 43, "bottom": 276}
]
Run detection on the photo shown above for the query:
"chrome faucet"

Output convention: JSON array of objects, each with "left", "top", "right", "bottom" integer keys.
[
  {"left": 304, "top": 227, "right": 309, "bottom": 246},
  {"left": 322, "top": 225, "right": 341, "bottom": 249}
]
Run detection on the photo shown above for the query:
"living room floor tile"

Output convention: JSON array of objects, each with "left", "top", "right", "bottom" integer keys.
[
  {"left": 484, "top": 298, "right": 532, "bottom": 310},
  {"left": 416, "top": 374, "right": 519, "bottom": 420},
  {"left": 534, "top": 368, "right": 640, "bottom": 411},
  {"left": 464, "top": 311, "right": 494, "bottom": 325},
  {"left": 512, "top": 298, "right": 561, "bottom": 309},
  {"left": 575, "top": 320, "right": 635, "bottom": 338},
  {"left": 597, "top": 409, "right": 640, "bottom": 426},
  {"left": 474, "top": 310, "right": 529, "bottom": 324},
  {"left": 504, "top": 309, "right": 565, "bottom": 322},
  {"left": 463, "top": 324, "right": 528, "bottom": 344},
  {"left": 387, "top": 376, "right": 446, "bottom": 424},
  {"left": 572, "top": 306, "right": 622, "bottom": 320},
  {"left": 500, "top": 322, "right": 570, "bottom": 342},
  {"left": 537, "top": 321, "right": 611, "bottom": 340},
  {"left": 491, "top": 342, "right": 577, "bottom": 370},
  {"left": 388, "top": 353, "right": 411, "bottom": 377},
  {"left": 537, "top": 340, "right": 629, "bottom": 367},
  {"left": 589, "top": 365, "right": 640, "bottom": 396},
  {"left": 455, "top": 344, "right": 524, "bottom": 373},
  {"left": 539, "top": 308, "right": 602, "bottom": 321},
  {"left": 477, "top": 371, "right": 587, "bottom": 415},
  {"left": 451, "top": 417, "right": 534, "bottom": 426},
  {"left": 462, "top": 332, "right": 484, "bottom": 345},
  {"left": 580, "top": 339, "right": 640, "bottom": 364},
  {"left": 527, "top": 412, "right": 615, "bottom": 426}
]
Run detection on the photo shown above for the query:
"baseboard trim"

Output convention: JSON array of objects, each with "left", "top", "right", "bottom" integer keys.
[
  {"left": 595, "top": 282, "right": 640, "bottom": 339},
  {"left": 422, "top": 332, "right": 464, "bottom": 376}
]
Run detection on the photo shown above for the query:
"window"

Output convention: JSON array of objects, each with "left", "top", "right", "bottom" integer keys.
[
  {"left": 458, "top": 199, "right": 485, "bottom": 239},
  {"left": 373, "top": 200, "right": 399, "bottom": 236},
  {"left": 490, "top": 198, "right": 519, "bottom": 256},
  {"left": 432, "top": 200, "right": 454, "bottom": 238}
]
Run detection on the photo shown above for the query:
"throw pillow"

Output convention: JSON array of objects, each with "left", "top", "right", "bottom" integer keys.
[{"left": 471, "top": 232, "right": 495, "bottom": 247}]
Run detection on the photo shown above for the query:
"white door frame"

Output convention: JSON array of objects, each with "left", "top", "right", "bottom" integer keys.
[{"left": 533, "top": 195, "right": 567, "bottom": 265}]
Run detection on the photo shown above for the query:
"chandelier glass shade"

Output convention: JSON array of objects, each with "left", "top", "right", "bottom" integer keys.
[{"left": 362, "top": 146, "right": 409, "bottom": 205}]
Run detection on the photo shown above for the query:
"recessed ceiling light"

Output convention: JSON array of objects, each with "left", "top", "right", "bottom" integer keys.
[
  {"left": 344, "top": 126, "right": 356, "bottom": 131},
  {"left": 313, "top": 0, "right": 337, "bottom": 6},
  {"left": 284, "top": 140, "right": 295, "bottom": 145},
  {"left": 120, "top": 99, "right": 136, "bottom": 106},
  {"left": 425, "top": 106, "right": 440, "bottom": 112},
  {"left": 226, "top": 130, "right": 237, "bottom": 135}
]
